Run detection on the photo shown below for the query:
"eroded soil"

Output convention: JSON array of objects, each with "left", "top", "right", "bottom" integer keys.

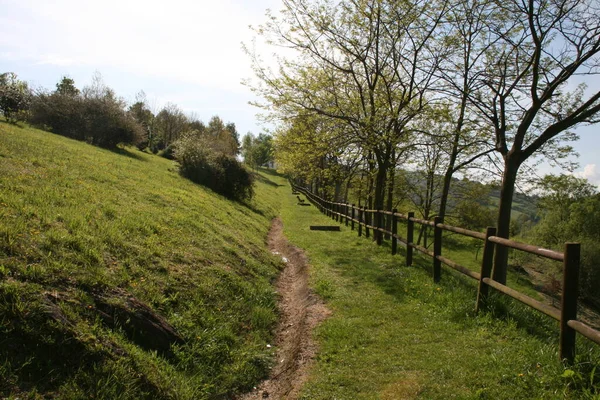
[{"left": 239, "top": 218, "right": 330, "bottom": 400}]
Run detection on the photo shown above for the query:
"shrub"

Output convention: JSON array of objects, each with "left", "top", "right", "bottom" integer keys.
[
  {"left": 28, "top": 77, "right": 143, "bottom": 149},
  {"left": 0, "top": 72, "right": 31, "bottom": 123},
  {"left": 81, "top": 96, "right": 143, "bottom": 148},
  {"left": 158, "top": 143, "right": 176, "bottom": 160},
  {"left": 175, "top": 136, "right": 254, "bottom": 201},
  {"left": 29, "top": 93, "right": 86, "bottom": 140}
]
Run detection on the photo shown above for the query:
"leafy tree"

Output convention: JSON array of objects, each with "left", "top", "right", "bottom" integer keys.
[
  {"left": 205, "top": 116, "right": 239, "bottom": 156},
  {"left": 0, "top": 72, "right": 31, "bottom": 123},
  {"left": 247, "top": 0, "right": 449, "bottom": 243},
  {"left": 128, "top": 91, "right": 154, "bottom": 149},
  {"left": 154, "top": 103, "right": 188, "bottom": 150},
  {"left": 250, "top": 133, "right": 273, "bottom": 168},
  {"left": 29, "top": 74, "right": 142, "bottom": 148},
  {"left": 225, "top": 122, "right": 240, "bottom": 154},
  {"left": 242, "top": 132, "right": 271, "bottom": 170},
  {"left": 529, "top": 175, "right": 600, "bottom": 304},
  {"left": 55, "top": 76, "right": 79, "bottom": 97},
  {"left": 464, "top": 0, "right": 600, "bottom": 283}
]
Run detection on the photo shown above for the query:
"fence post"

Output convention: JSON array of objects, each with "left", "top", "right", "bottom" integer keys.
[
  {"left": 407, "top": 212, "right": 414, "bottom": 267},
  {"left": 376, "top": 211, "right": 383, "bottom": 245},
  {"left": 560, "top": 242, "right": 581, "bottom": 363},
  {"left": 345, "top": 204, "right": 349, "bottom": 227},
  {"left": 476, "top": 227, "right": 497, "bottom": 313},
  {"left": 365, "top": 207, "right": 370, "bottom": 239},
  {"left": 358, "top": 206, "right": 363, "bottom": 237},
  {"left": 351, "top": 205, "right": 355, "bottom": 230},
  {"left": 433, "top": 216, "right": 442, "bottom": 282},
  {"left": 391, "top": 209, "right": 398, "bottom": 255}
]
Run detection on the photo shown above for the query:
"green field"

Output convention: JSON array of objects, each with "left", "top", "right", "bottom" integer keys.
[
  {"left": 1, "top": 121, "right": 599, "bottom": 399},
  {"left": 0, "top": 121, "right": 287, "bottom": 399},
  {"left": 279, "top": 191, "right": 600, "bottom": 399}
]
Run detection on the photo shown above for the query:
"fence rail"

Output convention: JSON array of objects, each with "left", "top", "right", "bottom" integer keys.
[{"left": 292, "top": 183, "right": 600, "bottom": 363}]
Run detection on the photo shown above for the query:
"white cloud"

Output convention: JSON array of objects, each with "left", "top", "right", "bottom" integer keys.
[
  {"left": 573, "top": 164, "right": 600, "bottom": 188},
  {"left": 1, "top": 0, "right": 280, "bottom": 91}
]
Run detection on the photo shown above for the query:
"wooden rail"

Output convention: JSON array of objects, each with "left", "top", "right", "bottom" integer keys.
[{"left": 292, "top": 183, "right": 599, "bottom": 363}]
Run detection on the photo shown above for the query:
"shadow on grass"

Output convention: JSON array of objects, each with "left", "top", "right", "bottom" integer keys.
[
  {"left": 256, "top": 167, "right": 283, "bottom": 177},
  {"left": 313, "top": 222, "right": 560, "bottom": 343},
  {"left": 110, "top": 146, "right": 148, "bottom": 162},
  {"left": 253, "top": 171, "right": 286, "bottom": 187},
  {"left": 0, "top": 119, "right": 26, "bottom": 129},
  {"left": 242, "top": 200, "right": 266, "bottom": 217}
]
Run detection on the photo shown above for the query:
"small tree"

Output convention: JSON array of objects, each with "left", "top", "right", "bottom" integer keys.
[
  {"left": 0, "top": 72, "right": 31, "bottom": 123},
  {"left": 242, "top": 132, "right": 274, "bottom": 169},
  {"left": 55, "top": 76, "right": 79, "bottom": 97}
]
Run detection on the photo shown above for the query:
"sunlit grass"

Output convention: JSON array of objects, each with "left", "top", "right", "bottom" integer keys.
[
  {"left": 281, "top": 190, "right": 600, "bottom": 399},
  {"left": 0, "top": 120, "right": 286, "bottom": 399}
]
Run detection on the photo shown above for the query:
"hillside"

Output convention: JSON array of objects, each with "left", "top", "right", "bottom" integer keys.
[{"left": 0, "top": 121, "right": 286, "bottom": 399}]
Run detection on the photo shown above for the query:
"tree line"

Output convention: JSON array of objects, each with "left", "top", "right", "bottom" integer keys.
[
  {"left": 0, "top": 72, "right": 274, "bottom": 200},
  {"left": 247, "top": 0, "right": 600, "bottom": 284}
]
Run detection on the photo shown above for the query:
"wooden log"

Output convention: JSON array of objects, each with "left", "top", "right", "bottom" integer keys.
[{"left": 310, "top": 226, "right": 341, "bottom": 231}]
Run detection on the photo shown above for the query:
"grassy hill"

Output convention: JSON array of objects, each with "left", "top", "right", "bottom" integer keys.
[{"left": 0, "top": 121, "right": 286, "bottom": 399}]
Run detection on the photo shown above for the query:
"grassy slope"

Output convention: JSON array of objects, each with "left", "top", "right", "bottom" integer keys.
[
  {"left": 0, "top": 121, "right": 287, "bottom": 399},
  {"left": 280, "top": 190, "right": 600, "bottom": 399}
]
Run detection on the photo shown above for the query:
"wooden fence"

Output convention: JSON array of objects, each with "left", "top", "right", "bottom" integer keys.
[{"left": 292, "top": 184, "right": 600, "bottom": 363}]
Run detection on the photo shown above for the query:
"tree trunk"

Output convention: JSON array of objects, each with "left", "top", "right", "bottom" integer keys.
[
  {"left": 334, "top": 180, "right": 342, "bottom": 202},
  {"left": 438, "top": 168, "right": 453, "bottom": 223},
  {"left": 373, "top": 163, "right": 388, "bottom": 245},
  {"left": 385, "top": 150, "right": 395, "bottom": 240},
  {"left": 492, "top": 157, "right": 521, "bottom": 284},
  {"left": 367, "top": 154, "right": 374, "bottom": 210}
]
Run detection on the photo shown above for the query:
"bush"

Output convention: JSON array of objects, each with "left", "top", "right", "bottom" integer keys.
[
  {"left": 157, "top": 143, "right": 176, "bottom": 160},
  {"left": 28, "top": 78, "right": 143, "bottom": 149},
  {"left": 29, "top": 93, "right": 86, "bottom": 140},
  {"left": 0, "top": 72, "right": 31, "bottom": 123},
  {"left": 175, "top": 136, "right": 254, "bottom": 201},
  {"left": 81, "top": 96, "right": 143, "bottom": 148}
]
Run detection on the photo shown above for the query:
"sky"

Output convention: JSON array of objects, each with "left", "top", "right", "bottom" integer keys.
[
  {"left": 0, "top": 0, "right": 599, "bottom": 187},
  {"left": 0, "top": 0, "right": 281, "bottom": 133}
]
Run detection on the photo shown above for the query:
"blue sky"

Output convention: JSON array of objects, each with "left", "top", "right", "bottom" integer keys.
[{"left": 1, "top": 0, "right": 598, "bottom": 187}]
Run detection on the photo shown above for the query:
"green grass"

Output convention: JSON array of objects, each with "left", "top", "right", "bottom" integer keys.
[
  {"left": 281, "top": 191, "right": 600, "bottom": 399},
  {"left": 0, "top": 120, "right": 287, "bottom": 399}
]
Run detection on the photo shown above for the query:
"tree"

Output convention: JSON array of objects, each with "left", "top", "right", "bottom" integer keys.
[
  {"left": 248, "top": 0, "right": 449, "bottom": 243},
  {"left": 154, "top": 103, "right": 188, "bottom": 149},
  {"left": 0, "top": 72, "right": 31, "bottom": 123},
  {"left": 225, "top": 122, "right": 240, "bottom": 155},
  {"left": 466, "top": 0, "right": 600, "bottom": 283},
  {"left": 530, "top": 175, "right": 599, "bottom": 304},
  {"left": 205, "top": 116, "right": 239, "bottom": 157},
  {"left": 128, "top": 91, "right": 154, "bottom": 149},
  {"left": 55, "top": 76, "right": 79, "bottom": 97},
  {"left": 29, "top": 74, "right": 142, "bottom": 148},
  {"left": 242, "top": 132, "right": 274, "bottom": 169},
  {"left": 432, "top": 0, "right": 501, "bottom": 221}
]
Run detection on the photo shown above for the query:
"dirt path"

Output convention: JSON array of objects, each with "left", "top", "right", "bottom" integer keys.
[{"left": 240, "top": 218, "right": 330, "bottom": 400}]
